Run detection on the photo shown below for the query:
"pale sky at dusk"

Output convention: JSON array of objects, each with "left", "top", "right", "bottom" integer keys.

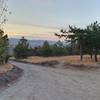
[{"left": 4, "top": 0, "right": 100, "bottom": 40}]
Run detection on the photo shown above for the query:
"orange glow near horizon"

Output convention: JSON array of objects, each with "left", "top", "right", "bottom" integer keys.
[{"left": 4, "top": 23, "right": 62, "bottom": 41}]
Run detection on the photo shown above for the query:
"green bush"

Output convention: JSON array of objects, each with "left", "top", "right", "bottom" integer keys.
[
  {"left": 14, "top": 37, "right": 29, "bottom": 59},
  {"left": 41, "top": 41, "right": 52, "bottom": 56},
  {"left": 51, "top": 44, "right": 67, "bottom": 56},
  {"left": 0, "top": 29, "right": 9, "bottom": 64},
  {"left": 34, "top": 41, "right": 68, "bottom": 57}
]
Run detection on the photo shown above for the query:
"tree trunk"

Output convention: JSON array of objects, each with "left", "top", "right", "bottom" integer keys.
[
  {"left": 94, "top": 54, "right": 98, "bottom": 62},
  {"left": 94, "top": 48, "right": 98, "bottom": 62},
  {"left": 90, "top": 53, "right": 93, "bottom": 60},
  {"left": 80, "top": 44, "right": 83, "bottom": 61}
]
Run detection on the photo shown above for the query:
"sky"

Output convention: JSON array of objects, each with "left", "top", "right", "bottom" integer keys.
[{"left": 4, "top": 0, "right": 100, "bottom": 41}]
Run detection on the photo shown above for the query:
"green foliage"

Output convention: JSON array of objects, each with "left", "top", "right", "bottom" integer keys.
[
  {"left": 41, "top": 41, "right": 52, "bottom": 56},
  {"left": 51, "top": 43, "right": 67, "bottom": 56},
  {"left": 26, "top": 40, "right": 68, "bottom": 57},
  {"left": 0, "top": 47, "right": 5, "bottom": 56},
  {"left": 85, "top": 21, "right": 100, "bottom": 61},
  {"left": 14, "top": 37, "right": 29, "bottom": 59},
  {"left": 36, "top": 41, "right": 68, "bottom": 57},
  {"left": 0, "top": 29, "right": 9, "bottom": 64},
  {"left": 0, "top": 0, "right": 10, "bottom": 64},
  {"left": 55, "top": 21, "right": 100, "bottom": 62}
]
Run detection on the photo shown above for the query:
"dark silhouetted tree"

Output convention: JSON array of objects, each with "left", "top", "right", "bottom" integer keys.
[
  {"left": 41, "top": 41, "right": 52, "bottom": 56},
  {"left": 14, "top": 37, "right": 29, "bottom": 58}
]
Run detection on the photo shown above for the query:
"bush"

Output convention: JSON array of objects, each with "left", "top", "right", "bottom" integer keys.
[
  {"left": 0, "top": 29, "right": 9, "bottom": 64},
  {"left": 14, "top": 45, "right": 29, "bottom": 58},
  {"left": 34, "top": 41, "right": 68, "bottom": 57},
  {"left": 41, "top": 41, "right": 52, "bottom": 56},
  {"left": 14, "top": 37, "right": 29, "bottom": 59},
  {"left": 14, "top": 39, "right": 72, "bottom": 58}
]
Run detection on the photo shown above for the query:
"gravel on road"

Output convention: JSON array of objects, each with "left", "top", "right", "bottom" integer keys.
[{"left": 0, "top": 61, "right": 100, "bottom": 100}]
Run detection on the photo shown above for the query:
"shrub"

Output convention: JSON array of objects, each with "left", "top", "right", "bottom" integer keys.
[{"left": 14, "top": 37, "right": 29, "bottom": 59}]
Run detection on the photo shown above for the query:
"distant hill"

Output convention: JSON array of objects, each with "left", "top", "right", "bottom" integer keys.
[{"left": 9, "top": 38, "right": 57, "bottom": 47}]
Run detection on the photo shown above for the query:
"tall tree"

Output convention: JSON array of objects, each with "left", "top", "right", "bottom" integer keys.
[
  {"left": 86, "top": 21, "right": 100, "bottom": 62},
  {"left": 14, "top": 37, "right": 29, "bottom": 58},
  {"left": 68, "top": 26, "right": 86, "bottom": 61},
  {"left": 0, "top": 29, "right": 8, "bottom": 64},
  {"left": 0, "top": 0, "right": 10, "bottom": 64},
  {"left": 55, "top": 21, "right": 100, "bottom": 62},
  {"left": 55, "top": 27, "right": 86, "bottom": 61},
  {"left": 41, "top": 41, "right": 52, "bottom": 57}
]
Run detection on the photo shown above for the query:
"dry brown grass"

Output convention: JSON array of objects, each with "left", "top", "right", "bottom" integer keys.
[
  {"left": 0, "top": 63, "right": 13, "bottom": 74},
  {"left": 20, "top": 55, "right": 100, "bottom": 65},
  {"left": 11, "top": 55, "right": 100, "bottom": 70},
  {"left": 21, "top": 55, "right": 100, "bottom": 70}
]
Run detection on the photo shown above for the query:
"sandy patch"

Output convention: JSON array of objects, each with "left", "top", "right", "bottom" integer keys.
[{"left": 0, "top": 64, "right": 13, "bottom": 74}]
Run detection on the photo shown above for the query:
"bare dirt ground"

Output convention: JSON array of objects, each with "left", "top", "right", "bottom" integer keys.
[
  {"left": 0, "top": 61, "right": 100, "bottom": 100},
  {"left": 0, "top": 63, "right": 23, "bottom": 92}
]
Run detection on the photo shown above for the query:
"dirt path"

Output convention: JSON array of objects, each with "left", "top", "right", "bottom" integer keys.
[{"left": 0, "top": 61, "right": 100, "bottom": 100}]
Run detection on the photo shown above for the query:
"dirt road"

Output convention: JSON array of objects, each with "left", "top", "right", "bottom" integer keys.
[{"left": 0, "top": 61, "right": 100, "bottom": 100}]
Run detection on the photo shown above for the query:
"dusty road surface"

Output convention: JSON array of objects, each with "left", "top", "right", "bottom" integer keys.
[{"left": 0, "top": 61, "right": 100, "bottom": 100}]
